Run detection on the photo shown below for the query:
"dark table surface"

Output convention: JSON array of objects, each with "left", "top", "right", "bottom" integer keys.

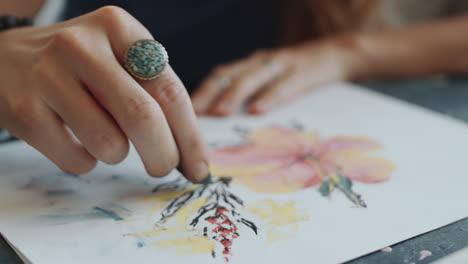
[{"left": 1, "top": 77, "right": 467, "bottom": 264}]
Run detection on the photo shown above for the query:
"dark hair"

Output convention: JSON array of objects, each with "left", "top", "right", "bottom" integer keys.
[{"left": 282, "top": 0, "right": 381, "bottom": 43}]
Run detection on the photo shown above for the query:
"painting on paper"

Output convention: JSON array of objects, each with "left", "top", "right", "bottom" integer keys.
[
  {"left": 5, "top": 85, "right": 467, "bottom": 264},
  {"left": 119, "top": 124, "right": 395, "bottom": 262}
]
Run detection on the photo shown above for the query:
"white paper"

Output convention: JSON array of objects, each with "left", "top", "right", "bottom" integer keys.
[{"left": 1, "top": 83, "right": 467, "bottom": 264}]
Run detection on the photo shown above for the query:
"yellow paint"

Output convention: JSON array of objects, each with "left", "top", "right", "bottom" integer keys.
[
  {"left": 247, "top": 200, "right": 309, "bottom": 227},
  {"left": 211, "top": 165, "right": 304, "bottom": 193},
  {"left": 128, "top": 198, "right": 207, "bottom": 239},
  {"left": 246, "top": 199, "right": 309, "bottom": 243},
  {"left": 128, "top": 227, "right": 181, "bottom": 238},
  {"left": 153, "top": 236, "right": 215, "bottom": 256},
  {"left": 330, "top": 172, "right": 340, "bottom": 183},
  {"left": 174, "top": 198, "right": 206, "bottom": 227},
  {"left": 143, "top": 186, "right": 198, "bottom": 203},
  {"left": 149, "top": 203, "right": 165, "bottom": 214},
  {"left": 210, "top": 164, "right": 275, "bottom": 179},
  {"left": 330, "top": 150, "right": 396, "bottom": 182},
  {"left": 267, "top": 228, "right": 295, "bottom": 242},
  {"left": 121, "top": 218, "right": 141, "bottom": 223}
]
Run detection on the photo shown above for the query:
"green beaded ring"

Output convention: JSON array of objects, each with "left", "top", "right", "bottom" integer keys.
[{"left": 124, "top": 39, "right": 169, "bottom": 80}]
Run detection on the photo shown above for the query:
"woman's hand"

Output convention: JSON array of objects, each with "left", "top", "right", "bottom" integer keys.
[
  {"left": 0, "top": 6, "right": 210, "bottom": 182},
  {"left": 191, "top": 36, "right": 360, "bottom": 116}
]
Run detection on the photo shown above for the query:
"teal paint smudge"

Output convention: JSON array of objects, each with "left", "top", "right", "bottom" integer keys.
[
  {"left": 92, "top": 206, "right": 124, "bottom": 221},
  {"left": 45, "top": 189, "right": 75, "bottom": 197},
  {"left": 137, "top": 242, "right": 145, "bottom": 248}
]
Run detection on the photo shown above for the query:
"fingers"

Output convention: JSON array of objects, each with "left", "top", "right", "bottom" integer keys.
[
  {"left": 248, "top": 73, "right": 301, "bottom": 114},
  {"left": 192, "top": 42, "right": 351, "bottom": 116},
  {"left": 55, "top": 21, "right": 179, "bottom": 177},
  {"left": 69, "top": 6, "right": 209, "bottom": 181},
  {"left": 8, "top": 100, "right": 96, "bottom": 174},
  {"left": 78, "top": 55, "right": 180, "bottom": 178},
  {"left": 191, "top": 62, "right": 246, "bottom": 115},
  {"left": 209, "top": 61, "right": 285, "bottom": 116},
  {"left": 192, "top": 51, "right": 288, "bottom": 116},
  {"left": 102, "top": 7, "right": 210, "bottom": 182},
  {"left": 41, "top": 63, "right": 129, "bottom": 165}
]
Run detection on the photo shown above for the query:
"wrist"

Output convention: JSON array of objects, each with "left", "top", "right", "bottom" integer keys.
[{"left": 329, "top": 33, "right": 375, "bottom": 82}]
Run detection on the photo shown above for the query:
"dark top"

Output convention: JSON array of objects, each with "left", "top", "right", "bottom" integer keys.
[{"left": 64, "top": 0, "right": 282, "bottom": 92}]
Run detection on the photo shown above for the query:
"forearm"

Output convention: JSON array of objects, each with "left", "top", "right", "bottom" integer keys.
[
  {"left": 350, "top": 15, "right": 468, "bottom": 80},
  {"left": 0, "top": 0, "right": 45, "bottom": 17}
]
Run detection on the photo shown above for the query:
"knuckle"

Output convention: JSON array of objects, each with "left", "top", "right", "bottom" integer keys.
[
  {"left": 124, "top": 98, "right": 159, "bottom": 124},
  {"left": 49, "top": 27, "right": 83, "bottom": 50},
  {"left": 11, "top": 100, "right": 43, "bottom": 130},
  {"left": 94, "top": 5, "right": 132, "bottom": 27},
  {"left": 45, "top": 27, "right": 93, "bottom": 60},
  {"left": 89, "top": 132, "right": 129, "bottom": 164},
  {"left": 154, "top": 77, "right": 188, "bottom": 106}
]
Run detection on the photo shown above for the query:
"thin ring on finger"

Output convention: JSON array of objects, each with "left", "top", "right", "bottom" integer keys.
[
  {"left": 263, "top": 57, "right": 287, "bottom": 80},
  {"left": 208, "top": 59, "right": 287, "bottom": 116},
  {"left": 216, "top": 75, "right": 232, "bottom": 90}
]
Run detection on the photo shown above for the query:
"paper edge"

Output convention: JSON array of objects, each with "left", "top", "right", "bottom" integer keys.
[
  {"left": 342, "top": 216, "right": 468, "bottom": 263},
  {"left": 1, "top": 233, "right": 31, "bottom": 264}
]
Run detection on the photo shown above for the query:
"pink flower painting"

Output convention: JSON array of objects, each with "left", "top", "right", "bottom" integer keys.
[{"left": 210, "top": 126, "right": 395, "bottom": 207}]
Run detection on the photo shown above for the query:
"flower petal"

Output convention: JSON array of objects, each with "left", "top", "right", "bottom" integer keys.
[
  {"left": 231, "top": 161, "right": 323, "bottom": 193},
  {"left": 323, "top": 150, "right": 395, "bottom": 183},
  {"left": 246, "top": 126, "right": 319, "bottom": 153},
  {"left": 210, "top": 144, "right": 295, "bottom": 167},
  {"left": 315, "top": 137, "right": 381, "bottom": 156}
]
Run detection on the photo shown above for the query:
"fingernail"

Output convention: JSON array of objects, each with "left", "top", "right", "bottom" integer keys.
[
  {"left": 193, "top": 161, "right": 210, "bottom": 183},
  {"left": 197, "top": 172, "right": 213, "bottom": 185}
]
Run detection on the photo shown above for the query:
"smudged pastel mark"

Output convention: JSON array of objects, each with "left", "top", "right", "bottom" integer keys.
[
  {"left": 58, "top": 172, "right": 81, "bottom": 178},
  {"left": 45, "top": 189, "right": 75, "bottom": 197},
  {"left": 111, "top": 174, "right": 123, "bottom": 180},
  {"left": 137, "top": 242, "right": 145, "bottom": 248},
  {"left": 92, "top": 206, "right": 124, "bottom": 221},
  {"left": 246, "top": 200, "right": 309, "bottom": 227},
  {"left": 125, "top": 198, "right": 207, "bottom": 239},
  {"left": 21, "top": 172, "right": 87, "bottom": 196},
  {"left": 267, "top": 228, "right": 296, "bottom": 242},
  {"left": 419, "top": 250, "right": 432, "bottom": 261},
  {"left": 37, "top": 210, "right": 108, "bottom": 225},
  {"left": 245, "top": 199, "right": 309, "bottom": 243},
  {"left": 153, "top": 236, "right": 215, "bottom": 256},
  {"left": 381, "top": 246, "right": 392, "bottom": 253},
  {"left": 110, "top": 203, "right": 131, "bottom": 213}
]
